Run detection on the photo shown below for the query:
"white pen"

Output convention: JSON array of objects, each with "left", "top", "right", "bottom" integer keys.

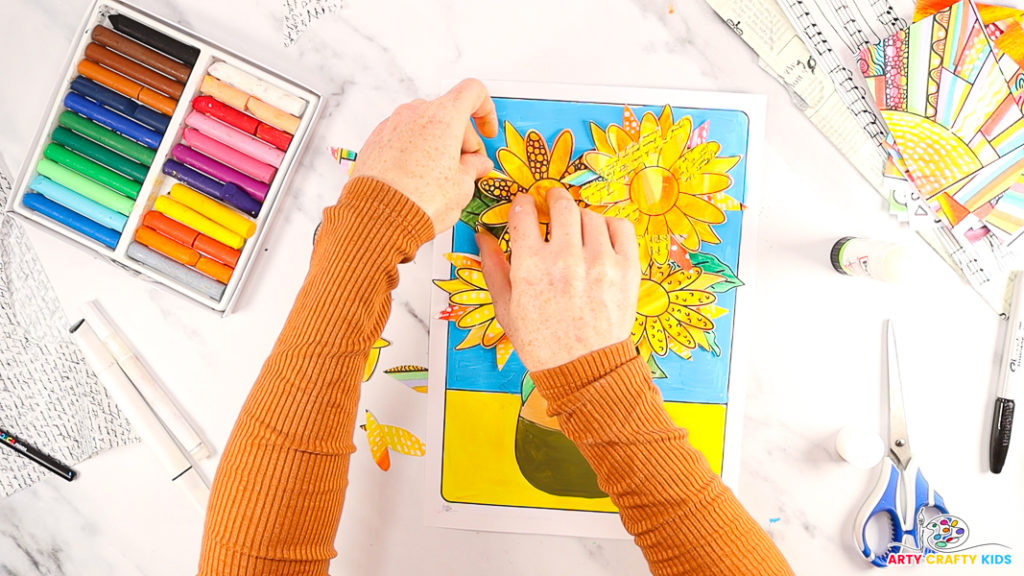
[
  {"left": 80, "top": 300, "right": 210, "bottom": 460},
  {"left": 70, "top": 320, "right": 210, "bottom": 511}
]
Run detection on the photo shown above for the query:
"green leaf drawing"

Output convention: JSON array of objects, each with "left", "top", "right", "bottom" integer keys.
[
  {"left": 647, "top": 355, "right": 667, "bottom": 379},
  {"left": 521, "top": 372, "right": 535, "bottom": 404},
  {"left": 689, "top": 252, "right": 743, "bottom": 293},
  {"left": 706, "top": 331, "right": 722, "bottom": 356},
  {"left": 460, "top": 191, "right": 501, "bottom": 230}
]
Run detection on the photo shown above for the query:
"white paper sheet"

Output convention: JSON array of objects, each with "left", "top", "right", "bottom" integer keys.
[{"left": 426, "top": 81, "right": 764, "bottom": 537}]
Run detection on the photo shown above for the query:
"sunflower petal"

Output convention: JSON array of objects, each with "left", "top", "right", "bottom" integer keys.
[
  {"left": 648, "top": 235, "right": 669, "bottom": 265},
  {"left": 548, "top": 129, "right": 574, "bottom": 178},
  {"left": 694, "top": 221, "right": 722, "bottom": 244},
  {"left": 669, "top": 209, "right": 699, "bottom": 250},
  {"left": 495, "top": 337, "right": 514, "bottom": 370},
  {"left": 690, "top": 328, "right": 711, "bottom": 351},
  {"left": 660, "top": 313, "right": 697, "bottom": 349},
  {"left": 504, "top": 121, "right": 526, "bottom": 160},
  {"left": 640, "top": 111, "right": 659, "bottom": 142},
  {"left": 703, "top": 191, "right": 743, "bottom": 212},
  {"left": 630, "top": 315, "right": 645, "bottom": 345},
  {"left": 524, "top": 130, "right": 551, "bottom": 180},
  {"left": 590, "top": 122, "right": 612, "bottom": 154},
  {"left": 668, "top": 304, "right": 714, "bottom": 330},
  {"left": 662, "top": 267, "right": 701, "bottom": 291},
  {"left": 456, "top": 267, "right": 488, "bottom": 289},
  {"left": 623, "top": 107, "right": 641, "bottom": 140},
  {"left": 687, "top": 120, "right": 709, "bottom": 148},
  {"left": 645, "top": 316, "right": 668, "bottom": 356},
  {"left": 637, "top": 338, "right": 654, "bottom": 362},
  {"left": 659, "top": 119, "right": 691, "bottom": 168},
  {"left": 671, "top": 142, "right": 722, "bottom": 181},
  {"left": 445, "top": 253, "right": 481, "bottom": 268},
  {"left": 603, "top": 201, "right": 642, "bottom": 223},
  {"left": 607, "top": 125, "right": 634, "bottom": 154},
  {"left": 482, "top": 319, "right": 506, "bottom": 347},
  {"left": 705, "top": 155, "right": 741, "bottom": 174},
  {"left": 479, "top": 202, "right": 513, "bottom": 226},
  {"left": 676, "top": 193, "right": 727, "bottom": 224},
  {"left": 381, "top": 424, "right": 425, "bottom": 456},
  {"left": 456, "top": 304, "right": 495, "bottom": 328},
  {"left": 669, "top": 289, "right": 715, "bottom": 306},
  {"left": 456, "top": 323, "right": 488, "bottom": 349},
  {"left": 689, "top": 271, "right": 725, "bottom": 291},
  {"left": 438, "top": 304, "right": 471, "bottom": 322},
  {"left": 478, "top": 176, "right": 521, "bottom": 201},
  {"left": 496, "top": 148, "right": 537, "bottom": 188},
  {"left": 434, "top": 278, "right": 470, "bottom": 293},
  {"left": 646, "top": 214, "right": 669, "bottom": 236},
  {"left": 582, "top": 151, "right": 617, "bottom": 180},
  {"left": 699, "top": 304, "right": 728, "bottom": 320},
  {"left": 451, "top": 289, "right": 492, "bottom": 306},
  {"left": 657, "top": 105, "right": 674, "bottom": 137}
]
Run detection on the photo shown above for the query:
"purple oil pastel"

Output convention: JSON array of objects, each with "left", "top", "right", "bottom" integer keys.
[
  {"left": 171, "top": 145, "right": 269, "bottom": 201},
  {"left": 162, "top": 160, "right": 262, "bottom": 217}
]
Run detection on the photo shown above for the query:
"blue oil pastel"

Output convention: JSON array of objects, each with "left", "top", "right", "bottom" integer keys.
[
  {"left": 69, "top": 76, "right": 171, "bottom": 132},
  {"left": 443, "top": 97, "right": 751, "bottom": 405},
  {"left": 22, "top": 192, "right": 120, "bottom": 249},
  {"left": 29, "top": 175, "right": 128, "bottom": 231},
  {"left": 63, "top": 92, "right": 162, "bottom": 149}
]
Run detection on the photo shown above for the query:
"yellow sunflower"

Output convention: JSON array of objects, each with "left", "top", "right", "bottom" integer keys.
[
  {"left": 476, "top": 122, "right": 590, "bottom": 239},
  {"left": 581, "top": 106, "right": 741, "bottom": 266},
  {"left": 632, "top": 263, "right": 728, "bottom": 361},
  {"left": 433, "top": 253, "right": 515, "bottom": 369}
]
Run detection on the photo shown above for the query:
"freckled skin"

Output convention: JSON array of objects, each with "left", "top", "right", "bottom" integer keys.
[
  {"left": 480, "top": 188, "right": 640, "bottom": 372},
  {"left": 351, "top": 81, "right": 498, "bottom": 235}
]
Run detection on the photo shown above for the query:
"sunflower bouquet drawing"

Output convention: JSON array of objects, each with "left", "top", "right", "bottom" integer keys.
[
  {"left": 433, "top": 104, "right": 745, "bottom": 498},
  {"left": 436, "top": 105, "right": 744, "bottom": 374}
]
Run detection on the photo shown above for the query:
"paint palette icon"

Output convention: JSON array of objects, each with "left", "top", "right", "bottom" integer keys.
[{"left": 922, "top": 515, "right": 968, "bottom": 550}]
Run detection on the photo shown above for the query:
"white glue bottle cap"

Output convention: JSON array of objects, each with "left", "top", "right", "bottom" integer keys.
[
  {"left": 830, "top": 237, "right": 912, "bottom": 283},
  {"left": 835, "top": 425, "right": 884, "bottom": 469}
]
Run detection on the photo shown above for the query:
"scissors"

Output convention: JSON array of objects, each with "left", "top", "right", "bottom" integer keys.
[{"left": 853, "top": 320, "right": 948, "bottom": 567}]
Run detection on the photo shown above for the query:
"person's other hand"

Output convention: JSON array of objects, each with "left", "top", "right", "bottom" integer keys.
[
  {"left": 478, "top": 187, "right": 640, "bottom": 372},
  {"left": 350, "top": 79, "right": 498, "bottom": 234}
]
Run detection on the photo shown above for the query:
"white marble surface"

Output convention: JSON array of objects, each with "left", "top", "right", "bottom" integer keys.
[{"left": 1, "top": 0, "right": 1021, "bottom": 574}]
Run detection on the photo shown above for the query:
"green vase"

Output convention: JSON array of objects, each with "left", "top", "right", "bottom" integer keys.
[{"left": 514, "top": 373, "right": 606, "bottom": 499}]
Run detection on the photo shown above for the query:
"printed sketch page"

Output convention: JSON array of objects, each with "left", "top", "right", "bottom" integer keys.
[
  {"left": 777, "top": 0, "right": 916, "bottom": 147},
  {"left": 706, "top": 0, "right": 888, "bottom": 196}
]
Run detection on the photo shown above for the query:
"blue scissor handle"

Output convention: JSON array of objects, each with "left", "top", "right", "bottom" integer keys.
[
  {"left": 854, "top": 462, "right": 907, "bottom": 567},
  {"left": 912, "top": 468, "right": 949, "bottom": 549}
]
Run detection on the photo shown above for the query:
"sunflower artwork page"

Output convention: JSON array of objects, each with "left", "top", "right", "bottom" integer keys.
[{"left": 426, "top": 87, "right": 765, "bottom": 538}]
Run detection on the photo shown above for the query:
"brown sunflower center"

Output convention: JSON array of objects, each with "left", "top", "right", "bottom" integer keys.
[
  {"left": 629, "top": 166, "right": 678, "bottom": 216},
  {"left": 638, "top": 279, "right": 670, "bottom": 317}
]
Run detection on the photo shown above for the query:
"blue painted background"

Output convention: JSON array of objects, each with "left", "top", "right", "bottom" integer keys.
[{"left": 444, "top": 97, "right": 749, "bottom": 404}]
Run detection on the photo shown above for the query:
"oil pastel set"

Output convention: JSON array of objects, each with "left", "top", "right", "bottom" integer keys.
[{"left": 6, "top": 1, "right": 321, "bottom": 312}]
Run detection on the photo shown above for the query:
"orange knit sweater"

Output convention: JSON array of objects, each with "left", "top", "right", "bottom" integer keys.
[{"left": 198, "top": 177, "right": 793, "bottom": 575}]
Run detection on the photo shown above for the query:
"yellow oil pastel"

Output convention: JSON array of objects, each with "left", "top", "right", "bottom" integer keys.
[{"left": 440, "top": 389, "right": 726, "bottom": 511}]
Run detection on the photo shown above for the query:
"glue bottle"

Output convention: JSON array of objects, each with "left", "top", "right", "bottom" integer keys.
[{"left": 830, "top": 237, "right": 910, "bottom": 283}]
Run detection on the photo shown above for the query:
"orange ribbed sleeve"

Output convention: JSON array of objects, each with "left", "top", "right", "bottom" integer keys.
[
  {"left": 533, "top": 340, "right": 794, "bottom": 576},
  {"left": 198, "top": 177, "right": 790, "bottom": 576},
  {"left": 198, "top": 177, "right": 434, "bottom": 575}
]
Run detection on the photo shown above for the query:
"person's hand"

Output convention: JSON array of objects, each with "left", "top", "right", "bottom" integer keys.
[
  {"left": 478, "top": 187, "right": 640, "bottom": 372},
  {"left": 350, "top": 79, "right": 498, "bottom": 234}
]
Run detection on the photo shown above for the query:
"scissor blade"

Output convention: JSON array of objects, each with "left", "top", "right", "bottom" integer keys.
[{"left": 886, "top": 320, "right": 912, "bottom": 466}]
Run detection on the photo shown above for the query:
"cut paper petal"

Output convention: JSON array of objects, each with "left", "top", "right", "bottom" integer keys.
[
  {"left": 360, "top": 410, "right": 425, "bottom": 471},
  {"left": 384, "top": 365, "right": 428, "bottom": 393}
]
